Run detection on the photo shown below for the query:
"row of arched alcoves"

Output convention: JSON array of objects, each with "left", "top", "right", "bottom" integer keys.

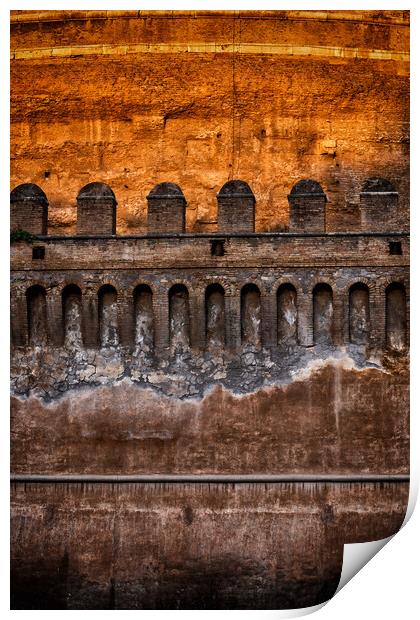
[{"left": 21, "top": 281, "right": 407, "bottom": 351}]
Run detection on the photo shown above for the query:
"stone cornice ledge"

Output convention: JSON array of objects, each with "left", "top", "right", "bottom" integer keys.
[
  {"left": 10, "top": 42, "right": 409, "bottom": 63},
  {"left": 10, "top": 10, "right": 409, "bottom": 27}
]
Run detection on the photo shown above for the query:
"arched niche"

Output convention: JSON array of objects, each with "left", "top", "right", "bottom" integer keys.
[
  {"left": 98, "top": 285, "right": 119, "bottom": 347},
  {"left": 313, "top": 283, "right": 333, "bottom": 345},
  {"left": 169, "top": 284, "right": 190, "bottom": 348},
  {"left": 26, "top": 285, "right": 47, "bottom": 346},
  {"left": 386, "top": 283, "right": 407, "bottom": 351},
  {"left": 134, "top": 284, "right": 154, "bottom": 350},
  {"left": 205, "top": 284, "right": 225, "bottom": 348},
  {"left": 277, "top": 283, "right": 297, "bottom": 345},
  {"left": 62, "top": 284, "right": 83, "bottom": 348},
  {"left": 349, "top": 283, "right": 370, "bottom": 345},
  {"left": 241, "top": 283, "right": 261, "bottom": 347}
]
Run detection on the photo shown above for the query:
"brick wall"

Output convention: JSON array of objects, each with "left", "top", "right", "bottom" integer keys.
[
  {"left": 76, "top": 182, "right": 116, "bottom": 235},
  {"left": 10, "top": 183, "right": 48, "bottom": 235},
  {"left": 288, "top": 180, "right": 326, "bottom": 233},
  {"left": 360, "top": 194, "right": 400, "bottom": 232},
  {"left": 11, "top": 260, "right": 409, "bottom": 353},
  {"left": 147, "top": 183, "right": 186, "bottom": 233},
  {"left": 10, "top": 233, "right": 410, "bottom": 271},
  {"left": 10, "top": 481, "right": 409, "bottom": 609},
  {"left": 11, "top": 177, "right": 405, "bottom": 236},
  {"left": 217, "top": 180, "right": 255, "bottom": 233}
]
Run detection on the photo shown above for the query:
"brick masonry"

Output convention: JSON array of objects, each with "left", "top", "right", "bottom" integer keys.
[
  {"left": 76, "top": 182, "right": 117, "bottom": 235},
  {"left": 10, "top": 183, "right": 48, "bottom": 235},
  {"left": 147, "top": 182, "right": 186, "bottom": 233}
]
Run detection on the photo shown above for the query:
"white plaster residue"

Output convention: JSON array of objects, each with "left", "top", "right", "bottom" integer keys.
[
  {"left": 290, "top": 354, "right": 368, "bottom": 383},
  {"left": 11, "top": 349, "right": 390, "bottom": 407},
  {"left": 94, "top": 358, "right": 124, "bottom": 381}
]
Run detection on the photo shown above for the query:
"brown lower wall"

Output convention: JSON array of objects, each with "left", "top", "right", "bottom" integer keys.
[
  {"left": 10, "top": 480, "right": 409, "bottom": 609},
  {"left": 11, "top": 361, "right": 409, "bottom": 475}
]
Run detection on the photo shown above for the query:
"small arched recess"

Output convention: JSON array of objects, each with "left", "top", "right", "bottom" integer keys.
[
  {"left": 134, "top": 284, "right": 154, "bottom": 350},
  {"left": 277, "top": 283, "right": 298, "bottom": 345},
  {"left": 98, "top": 285, "right": 119, "bottom": 347},
  {"left": 26, "top": 285, "right": 47, "bottom": 346},
  {"left": 62, "top": 284, "right": 83, "bottom": 348},
  {"left": 349, "top": 283, "right": 370, "bottom": 345},
  {"left": 241, "top": 283, "right": 261, "bottom": 347},
  {"left": 313, "top": 283, "right": 333, "bottom": 345},
  {"left": 169, "top": 284, "right": 190, "bottom": 348},
  {"left": 386, "top": 283, "right": 407, "bottom": 351},
  {"left": 205, "top": 284, "right": 225, "bottom": 348}
]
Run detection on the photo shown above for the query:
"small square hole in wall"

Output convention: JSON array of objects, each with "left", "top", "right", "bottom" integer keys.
[
  {"left": 211, "top": 239, "right": 225, "bottom": 256},
  {"left": 32, "top": 246, "right": 45, "bottom": 260},
  {"left": 389, "top": 241, "right": 402, "bottom": 255}
]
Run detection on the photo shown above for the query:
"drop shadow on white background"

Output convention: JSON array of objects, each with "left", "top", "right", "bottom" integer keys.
[
  {"left": 280, "top": 476, "right": 418, "bottom": 619},
  {"left": 210, "top": 480, "right": 417, "bottom": 620},
  {"left": 1, "top": 0, "right": 418, "bottom": 618}
]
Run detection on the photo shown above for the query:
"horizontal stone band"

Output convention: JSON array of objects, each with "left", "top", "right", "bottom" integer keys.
[
  {"left": 10, "top": 11, "right": 409, "bottom": 27},
  {"left": 10, "top": 43, "right": 409, "bottom": 63},
  {"left": 11, "top": 474, "right": 410, "bottom": 484}
]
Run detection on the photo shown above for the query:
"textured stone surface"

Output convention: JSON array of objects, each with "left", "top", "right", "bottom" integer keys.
[
  {"left": 11, "top": 358, "right": 409, "bottom": 475},
  {"left": 11, "top": 481, "right": 409, "bottom": 609},
  {"left": 10, "top": 10, "right": 410, "bottom": 611},
  {"left": 10, "top": 11, "right": 409, "bottom": 234},
  {"left": 10, "top": 233, "right": 410, "bottom": 271}
]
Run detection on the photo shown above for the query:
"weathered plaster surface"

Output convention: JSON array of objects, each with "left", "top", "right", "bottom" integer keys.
[{"left": 11, "top": 352, "right": 408, "bottom": 475}]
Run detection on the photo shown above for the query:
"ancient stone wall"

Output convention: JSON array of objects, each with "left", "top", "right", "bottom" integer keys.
[
  {"left": 10, "top": 10, "right": 409, "bottom": 234},
  {"left": 10, "top": 244, "right": 409, "bottom": 353},
  {"left": 10, "top": 223, "right": 410, "bottom": 608},
  {"left": 10, "top": 10, "right": 409, "bottom": 610},
  {"left": 10, "top": 184, "right": 48, "bottom": 235}
]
